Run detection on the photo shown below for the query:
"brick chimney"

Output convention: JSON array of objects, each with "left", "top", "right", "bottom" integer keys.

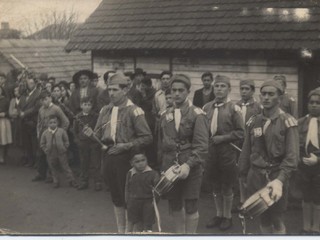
[{"left": 1, "top": 22, "right": 9, "bottom": 30}]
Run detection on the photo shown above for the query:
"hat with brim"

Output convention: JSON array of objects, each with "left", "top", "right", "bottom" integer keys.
[
  {"left": 133, "top": 68, "right": 146, "bottom": 77},
  {"left": 72, "top": 70, "right": 94, "bottom": 85},
  {"left": 260, "top": 80, "right": 283, "bottom": 94}
]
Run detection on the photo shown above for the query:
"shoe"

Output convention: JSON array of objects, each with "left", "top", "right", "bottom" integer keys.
[
  {"left": 53, "top": 182, "right": 60, "bottom": 188},
  {"left": 45, "top": 178, "right": 53, "bottom": 183},
  {"left": 32, "top": 175, "right": 45, "bottom": 182},
  {"left": 219, "top": 218, "right": 233, "bottom": 231},
  {"left": 94, "top": 183, "right": 102, "bottom": 191},
  {"left": 206, "top": 216, "right": 223, "bottom": 228},
  {"left": 69, "top": 181, "right": 78, "bottom": 188},
  {"left": 77, "top": 184, "right": 88, "bottom": 190}
]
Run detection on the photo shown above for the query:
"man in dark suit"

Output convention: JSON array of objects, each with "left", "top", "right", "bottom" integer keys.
[
  {"left": 193, "top": 72, "right": 215, "bottom": 108},
  {"left": 69, "top": 70, "right": 99, "bottom": 114},
  {"left": 20, "top": 76, "right": 42, "bottom": 167}
]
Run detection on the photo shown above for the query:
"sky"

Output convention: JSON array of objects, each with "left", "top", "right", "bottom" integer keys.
[{"left": 0, "top": 0, "right": 102, "bottom": 34}]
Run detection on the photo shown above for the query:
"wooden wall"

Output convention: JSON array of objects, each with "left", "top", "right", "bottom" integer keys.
[{"left": 92, "top": 53, "right": 299, "bottom": 104}]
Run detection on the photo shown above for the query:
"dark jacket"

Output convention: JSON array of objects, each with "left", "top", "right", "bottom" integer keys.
[
  {"left": 20, "top": 87, "right": 41, "bottom": 128},
  {"left": 193, "top": 87, "right": 215, "bottom": 108},
  {"left": 40, "top": 128, "right": 69, "bottom": 155}
]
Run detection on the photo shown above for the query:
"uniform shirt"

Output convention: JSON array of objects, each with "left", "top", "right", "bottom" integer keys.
[
  {"left": 279, "top": 93, "right": 297, "bottom": 118},
  {"left": 73, "top": 111, "right": 99, "bottom": 142},
  {"left": 125, "top": 166, "right": 159, "bottom": 201},
  {"left": 37, "top": 103, "right": 70, "bottom": 138},
  {"left": 203, "top": 100, "right": 244, "bottom": 144},
  {"left": 94, "top": 98, "right": 152, "bottom": 150},
  {"left": 298, "top": 115, "right": 320, "bottom": 171},
  {"left": 239, "top": 108, "right": 299, "bottom": 183},
  {"left": 158, "top": 99, "right": 209, "bottom": 171},
  {"left": 236, "top": 98, "right": 262, "bottom": 124}
]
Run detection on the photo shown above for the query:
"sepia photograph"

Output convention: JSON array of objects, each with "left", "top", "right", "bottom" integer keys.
[{"left": 0, "top": 0, "right": 319, "bottom": 237}]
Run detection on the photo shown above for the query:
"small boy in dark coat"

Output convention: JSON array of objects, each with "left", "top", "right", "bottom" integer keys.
[
  {"left": 125, "top": 154, "right": 159, "bottom": 232},
  {"left": 40, "top": 115, "right": 77, "bottom": 188},
  {"left": 73, "top": 97, "right": 102, "bottom": 191}
]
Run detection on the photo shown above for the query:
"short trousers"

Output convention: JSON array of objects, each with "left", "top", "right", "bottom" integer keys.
[{"left": 127, "top": 198, "right": 155, "bottom": 228}]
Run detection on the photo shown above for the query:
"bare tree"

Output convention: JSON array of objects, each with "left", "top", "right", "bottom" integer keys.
[{"left": 24, "top": 8, "right": 79, "bottom": 40}]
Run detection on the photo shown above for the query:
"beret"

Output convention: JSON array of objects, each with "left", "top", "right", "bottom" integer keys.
[
  {"left": 308, "top": 88, "right": 320, "bottom": 98},
  {"left": 214, "top": 75, "right": 231, "bottom": 87},
  {"left": 240, "top": 79, "right": 255, "bottom": 88},
  {"left": 108, "top": 72, "right": 129, "bottom": 85},
  {"left": 260, "top": 80, "right": 283, "bottom": 94},
  {"left": 171, "top": 74, "right": 191, "bottom": 90}
]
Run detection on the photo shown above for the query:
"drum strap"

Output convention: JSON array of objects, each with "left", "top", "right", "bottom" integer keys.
[{"left": 152, "top": 190, "right": 162, "bottom": 232}]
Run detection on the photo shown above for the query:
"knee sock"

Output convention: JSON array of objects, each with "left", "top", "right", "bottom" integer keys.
[
  {"left": 185, "top": 211, "right": 199, "bottom": 234},
  {"left": 172, "top": 209, "right": 186, "bottom": 233},
  {"left": 302, "top": 201, "right": 313, "bottom": 232},
  {"left": 213, "top": 193, "right": 223, "bottom": 217},
  {"left": 223, "top": 194, "right": 233, "bottom": 219},
  {"left": 311, "top": 204, "right": 320, "bottom": 232},
  {"left": 113, "top": 206, "right": 126, "bottom": 233}
]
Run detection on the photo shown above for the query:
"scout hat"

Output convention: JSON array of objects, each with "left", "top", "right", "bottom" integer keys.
[
  {"left": 260, "top": 80, "right": 283, "bottom": 94},
  {"left": 215, "top": 75, "right": 231, "bottom": 87},
  {"left": 308, "top": 88, "right": 320, "bottom": 98},
  {"left": 240, "top": 79, "right": 255, "bottom": 89},
  {"left": 171, "top": 74, "right": 191, "bottom": 90},
  {"left": 108, "top": 72, "right": 129, "bottom": 86}
]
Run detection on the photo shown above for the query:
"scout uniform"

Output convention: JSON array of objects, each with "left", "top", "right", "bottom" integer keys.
[
  {"left": 158, "top": 74, "right": 209, "bottom": 233},
  {"left": 297, "top": 89, "right": 320, "bottom": 233},
  {"left": 239, "top": 80, "right": 298, "bottom": 234},
  {"left": 93, "top": 73, "right": 152, "bottom": 233},
  {"left": 203, "top": 76, "right": 244, "bottom": 230}
]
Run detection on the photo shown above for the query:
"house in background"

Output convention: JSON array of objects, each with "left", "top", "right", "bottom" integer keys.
[
  {"left": 0, "top": 39, "right": 90, "bottom": 83},
  {"left": 66, "top": 0, "right": 320, "bottom": 116}
]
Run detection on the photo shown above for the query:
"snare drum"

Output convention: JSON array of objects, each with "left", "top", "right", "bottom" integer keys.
[
  {"left": 239, "top": 186, "right": 275, "bottom": 219},
  {"left": 153, "top": 164, "right": 180, "bottom": 197}
]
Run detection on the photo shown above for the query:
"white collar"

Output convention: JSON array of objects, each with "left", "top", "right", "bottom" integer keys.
[{"left": 48, "top": 128, "right": 57, "bottom": 134}]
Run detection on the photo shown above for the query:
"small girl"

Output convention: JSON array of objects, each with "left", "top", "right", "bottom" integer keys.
[{"left": 0, "top": 86, "right": 12, "bottom": 164}]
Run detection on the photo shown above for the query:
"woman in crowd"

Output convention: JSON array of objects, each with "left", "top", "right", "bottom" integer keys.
[{"left": 0, "top": 86, "right": 12, "bottom": 164}]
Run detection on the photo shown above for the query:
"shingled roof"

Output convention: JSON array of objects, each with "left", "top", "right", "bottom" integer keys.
[
  {"left": 0, "top": 39, "right": 90, "bottom": 82},
  {"left": 66, "top": 0, "right": 320, "bottom": 52}
]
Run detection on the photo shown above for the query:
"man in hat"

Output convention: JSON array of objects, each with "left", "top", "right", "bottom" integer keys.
[
  {"left": 158, "top": 74, "right": 208, "bottom": 233},
  {"left": 126, "top": 68, "right": 145, "bottom": 106},
  {"left": 273, "top": 75, "right": 297, "bottom": 118},
  {"left": 239, "top": 80, "right": 299, "bottom": 234},
  {"left": 83, "top": 72, "right": 152, "bottom": 233},
  {"left": 204, "top": 75, "right": 244, "bottom": 231},
  {"left": 69, "top": 70, "right": 99, "bottom": 114},
  {"left": 297, "top": 88, "right": 320, "bottom": 234},
  {"left": 193, "top": 72, "right": 215, "bottom": 108}
]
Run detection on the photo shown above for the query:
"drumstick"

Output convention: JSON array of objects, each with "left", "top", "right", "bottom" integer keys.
[{"left": 230, "top": 143, "right": 242, "bottom": 152}]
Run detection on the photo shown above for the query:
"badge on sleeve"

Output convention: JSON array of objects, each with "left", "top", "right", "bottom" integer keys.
[{"left": 253, "top": 127, "right": 262, "bottom": 137}]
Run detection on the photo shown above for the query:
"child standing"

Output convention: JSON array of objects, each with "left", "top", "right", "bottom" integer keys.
[
  {"left": 73, "top": 97, "right": 102, "bottom": 191},
  {"left": 0, "top": 86, "right": 12, "bottom": 164},
  {"left": 40, "top": 115, "right": 77, "bottom": 188},
  {"left": 125, "top": 154, "right": 159, "bottom": 232}
]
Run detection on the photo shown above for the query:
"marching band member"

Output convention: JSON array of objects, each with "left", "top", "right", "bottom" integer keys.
[
  {"left": 204, "top": 75, "right": 244, "bottom": 231},
  {"left": 83, "top": 72, "right": 152, "bottom": 233},
  {"left": 158, "top": 74, "right": 208, "bottom": 233},
  {"left": 239, "top": 80, "right": 298, "bottom": 234}
]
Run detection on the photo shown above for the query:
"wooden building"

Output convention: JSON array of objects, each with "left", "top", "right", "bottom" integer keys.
[
  {"left": 66, "top": 0, "right": 320, "bottom": 116},
  {"left": 0, "top": 39, "right": 90, "bottom": 83}
]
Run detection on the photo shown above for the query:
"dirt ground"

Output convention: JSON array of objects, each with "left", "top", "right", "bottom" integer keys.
[{"left": 0, "top": 148, "right": 302, "bottom": 235}]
